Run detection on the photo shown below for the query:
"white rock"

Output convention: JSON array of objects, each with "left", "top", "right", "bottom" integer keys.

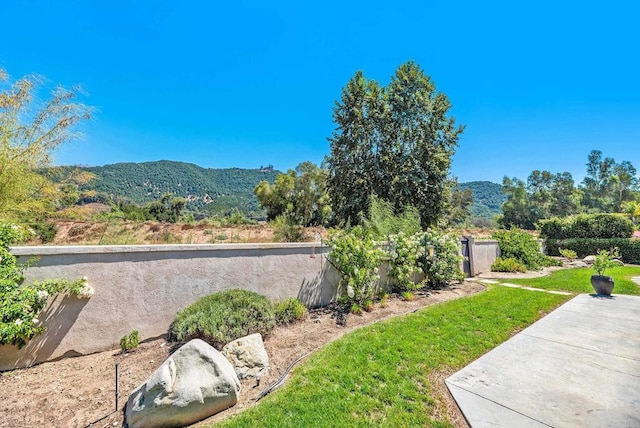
[
  {"left": 583, "top": 255, "right": 596, "bottom": 264},
  {"left": 568, "top": 261, "right": 589, "bottom": 268},
  {"left": 125, "top": 339, "right": 240, "bottom": 428},
  {"left": 222, "top": 333, "right": 269, "bottom": 379}
]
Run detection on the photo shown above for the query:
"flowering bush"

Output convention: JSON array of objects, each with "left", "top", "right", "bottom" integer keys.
[
  {"left": 387, "top": 229, "right": 464, "bottom": 290},
  {"left": 415, "top": 229, "right": 465, "bottom": 288},
  {"left": 0, "top": 222, "right": 92, "bottom": 348},
  {"left": 327, "top": 227, "right": 384, "bottom": 307},
  {"left": 329, "top": 227, "right": 464, "bottom": 306},
  {"left": 388, "top": 232, "right": 424, "bottom": 292}
]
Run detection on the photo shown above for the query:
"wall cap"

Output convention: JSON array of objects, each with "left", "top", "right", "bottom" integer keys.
[{"left": 11, "top": 242, "right": 324, "bottom": 256}]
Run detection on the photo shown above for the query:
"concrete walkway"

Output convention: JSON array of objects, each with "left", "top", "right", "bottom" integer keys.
[
  {"left": 468, "top": 277, "right": 574, "bottom": 295},
  {"left": 446, "top": 294, "right": 640, "bottom": 427}
]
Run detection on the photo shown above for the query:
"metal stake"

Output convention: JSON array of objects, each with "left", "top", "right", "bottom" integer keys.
[{"left": 115, "top": 362, "right": 119, "bottom": 412}]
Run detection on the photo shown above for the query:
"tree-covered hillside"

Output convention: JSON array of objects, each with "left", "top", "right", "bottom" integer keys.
[
  {"left": 458, "top": 181, "right": 505, "bottom": 220},
  {"left": 52, "top": 161, "right": 279, "bottom": 217}
]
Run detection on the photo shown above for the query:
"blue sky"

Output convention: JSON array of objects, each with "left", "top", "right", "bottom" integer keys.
[{"left": 2, "top": 1, "right": 638, "bottom": 183}]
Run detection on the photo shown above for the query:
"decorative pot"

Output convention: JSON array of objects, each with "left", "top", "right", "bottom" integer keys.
[{"left": 590, "top": 275, "right": 615, "bottom": 296}]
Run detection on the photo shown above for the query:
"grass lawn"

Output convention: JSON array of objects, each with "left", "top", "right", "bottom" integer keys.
[
  {"left": 505, "top": 266, "right": 640, "bottom": 295},
  {"left": 215, "top": 287, "right": 570, "bottom": 428}
]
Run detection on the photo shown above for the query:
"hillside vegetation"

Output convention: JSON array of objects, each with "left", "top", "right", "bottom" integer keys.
[
  {"left": 48, "top": 161, "right": 279, "bottom": 218},
  {"left": 458, "top": 181, "right": 506, "bottom": 220},
  {"left": 48, "top": 162, "right": 502, "bottom": 222}
]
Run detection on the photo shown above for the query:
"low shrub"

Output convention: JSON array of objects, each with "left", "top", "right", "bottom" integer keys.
[
  {"left": 401, "top": 291, "right": 415, "bottom": 301},
  {"left": 558, "top": 248, "right": 577, "bottom": 261},
  {"left": 491, "top": 257, "right": 527, "bottom": 273},
  {"left": 546, "top": 238, "right": 640, "bottom": 264},
  {"left": 593, "top": 248, "right": 620, "bottom": 276},
  {"left": 493, "top": 229, "right": 558, "bottom": 270},
  {"left": 120, "top": 330, "right": 139, "bottom": 352},
  {"left": 274, "top": 298, "right": 307, "bottom": 325},
  {"left": 272, "top": 215, "right": 306, "bottom": 242},
  {"left": 350, "top": 303, "right": 363, "bottom": 315},
  {"left": 27, "top": 221, "right": 57, "bottom": 243},
  {"left": 170, "top": 289, "right": 276, "bottom": 349},
  {"left": 379, "top": 296, "right": 389, "bottom": 308}
]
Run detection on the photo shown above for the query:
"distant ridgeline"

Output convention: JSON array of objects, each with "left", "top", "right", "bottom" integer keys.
[
  {"left": 48, "top": 161, "right": 281, "bottom": 218},
  {"left": 46, "top": 161, "right": 503, "bottom": 221},
  {"left": 458, "top": 181, "right": 506, "bottom": 220}
]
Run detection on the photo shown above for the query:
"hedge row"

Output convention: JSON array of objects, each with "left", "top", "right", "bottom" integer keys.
[
  {"left": 546, "top": 238, "right": 640, "bottom": 264},
  {"left": 539, "top": 214, "right": 633, "bottom": 240}
]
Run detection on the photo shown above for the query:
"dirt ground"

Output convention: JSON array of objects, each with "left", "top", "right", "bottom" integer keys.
[
  {"left": 0, "top": 281, "right": 485, "bottom": 428},
  {"left": 36, "top": 220, "right": 327, "bottom": 246}
]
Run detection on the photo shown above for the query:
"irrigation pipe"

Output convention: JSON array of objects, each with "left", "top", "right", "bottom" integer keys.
[{"left": 256, "top": 352, "right": 310, "bottom": 401}]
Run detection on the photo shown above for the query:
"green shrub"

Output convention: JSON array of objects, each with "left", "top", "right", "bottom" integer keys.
[
  {"left": 401, "top": 291, "right": 415, "bottom": 301},
  {"left": 272, "top": 215, "right": 306, "bottom": 242},
  {"left": 27, "top": 221, "right": 57, "bottom": 243},
  {"left": 228, "top": 211, "right": 257, "bottom": 226},
  {"left": 170, "top": 289, "right": 276, "bottom": 349},
  {"left": 274, "top": 298, "right": 308, "bottom": 325},
  {"left": 539, "top": 214, "right": 633, "bottom": 240},
  {"left": 350, "top": 303, "right": 363, "bottom": 315},
  {"left": 0, "top": 223, "right": 91, "bottom": 348},
  {"left": 593, "top": 248, "right": 620, "bottom": 276},
  {"left": 493, "top": 229, "right": 558, "bottom": 270},
  {"left": 558, "top": 248, "right": 577, "bottom": 261},
  {"left": 120, "top": 330, "right": 139, "bottom": 352},
  {"left": 327, "top": 227, "right": 384, "bottom": 307},
  {"left": 362, "top": 195, "right": 421, "bottom": 239},
  {"left": 417, "top": 229, "right": 465, "bottom": 288},
  {"left": 491, "top": 257, "right": 527, "bottom": 273},
  {"left": 387, "top": 232, "right": 423, "bottom": 292},
  {"left": 546, "top": 238, "right": 640, "bottom": 264}
]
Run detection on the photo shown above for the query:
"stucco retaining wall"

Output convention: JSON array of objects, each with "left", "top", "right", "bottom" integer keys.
[
  {"left": 1, "top": 238, "right": 502, "bottom": 370},
  {"left": 1, "top": 243, "right": 338, "bottom": 371}
]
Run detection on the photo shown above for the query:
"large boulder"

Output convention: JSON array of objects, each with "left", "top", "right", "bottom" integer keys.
[
  {"left": 125, "top": 339, "right": 240, "bottom": 428},
  {"left": 222, "top": 333, "right": 269, "bottom": 379},
  {"left": 583, "top": 255, "right": 596, "bottom": 264}
]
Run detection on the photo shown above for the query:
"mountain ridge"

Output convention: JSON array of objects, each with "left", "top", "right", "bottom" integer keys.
[{"left": 51, "top": 161, "right": 504, "bottom": 219}]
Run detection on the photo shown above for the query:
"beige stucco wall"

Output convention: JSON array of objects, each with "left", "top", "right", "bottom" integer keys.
[
  {"left": 469, "top": 239, "right": 501, "bottom": 275},
  {"left": 1, "top": 243, "right": 339, "bottom": 371}
]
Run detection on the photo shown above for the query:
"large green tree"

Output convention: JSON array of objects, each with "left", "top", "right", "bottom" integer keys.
[
  {"left": 499, "top": 171, "right": 582, "bottom": 229},
  {"left": 325, "top": 71, "right": 384, "bottom": 224},
  {"left": 498, "top": 177, "right": 541, "bottom": 229},
  {"left": 499, "top": 150, "right": 640, "bottom": 229},
  {"left": 254, "top": 161, "right": 331, "bottom": 227},
  {"left": 581, "top": 150, "right": 638, "bottom": 212},
  {"left": 0, "top": 69, "right": 92, "bottom": 220},
  {"left": 326, "top": 62, "right": 463, "bottom": 228}
]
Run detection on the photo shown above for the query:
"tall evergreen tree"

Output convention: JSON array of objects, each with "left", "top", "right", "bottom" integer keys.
[
  {"left": 326, "top": 71, "right": 384, "bottom": 224},
  {"left": 326, "top": 62, "right": 463, "bottom": 228}
]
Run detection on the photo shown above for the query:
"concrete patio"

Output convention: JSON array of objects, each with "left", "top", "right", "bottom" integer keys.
[{"left": 446, "top": 293, "right": 640, "bottom": 427}]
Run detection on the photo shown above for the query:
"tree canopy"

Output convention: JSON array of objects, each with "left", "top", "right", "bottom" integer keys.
[
  {"left": 0, "top": 69, "right": 92, "bottom": 220},
  {"left": 325, "top": 62, "right": 464, "bottom": 228},
  {"left": 499, "top": 150, "right": 640, "bottom": 229},
  {"left": 254, "top": 161, "right": 331, "bottom": 227}
]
